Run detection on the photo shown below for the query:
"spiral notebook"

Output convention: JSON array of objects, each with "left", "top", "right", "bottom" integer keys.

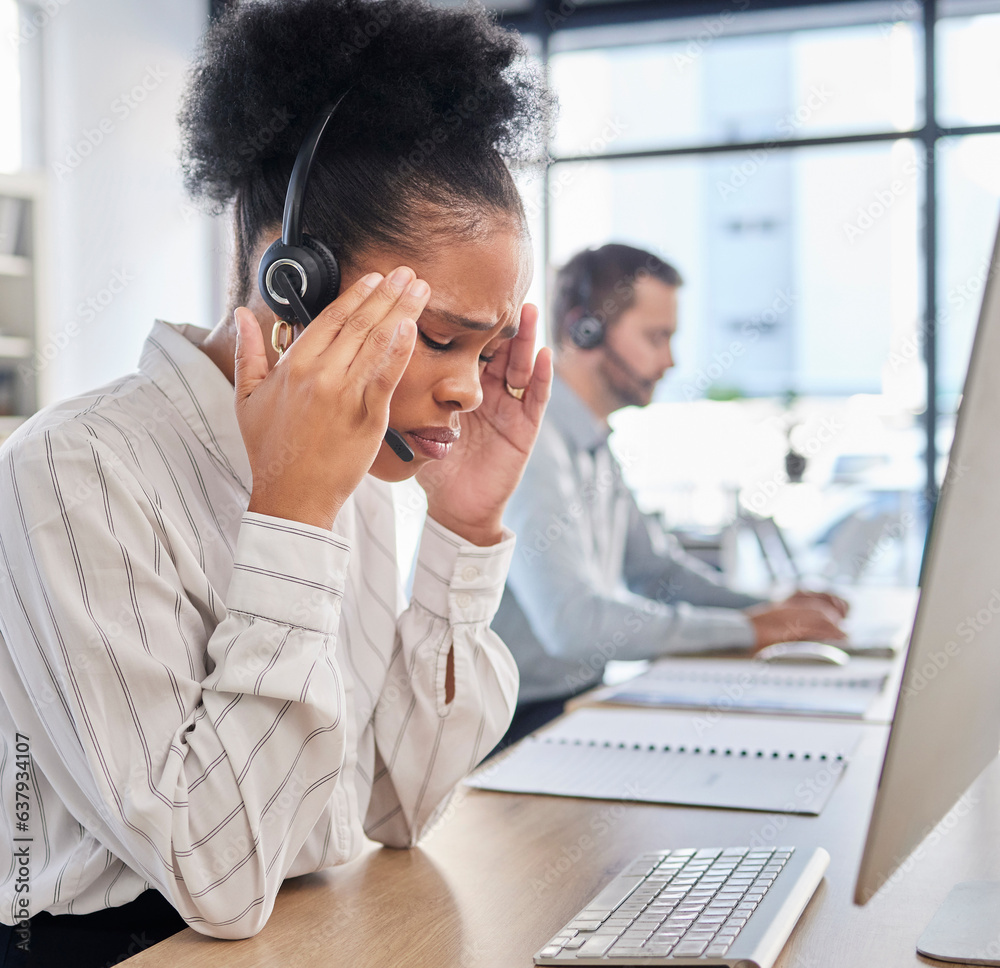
[
  {"left": 467, "top": 707, "right": 863, "bottom": 814},
  {"left": 588, "top": 657, "right": 889, "bottom": 719}
]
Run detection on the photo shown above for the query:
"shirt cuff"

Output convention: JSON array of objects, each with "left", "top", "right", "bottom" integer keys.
[
  {"left": 672, "top": 605, "right": 758, "bottom": 653},
  {"left": 411, "top": 516, "right": 516, "bottom": 624},
  {"left": 226, "top": 512, "right": 352, "bottom": 633}
]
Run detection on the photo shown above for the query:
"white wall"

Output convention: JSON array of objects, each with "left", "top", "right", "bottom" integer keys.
[{"left": 21, "top": 0, "right": 218, "bottom": 404}]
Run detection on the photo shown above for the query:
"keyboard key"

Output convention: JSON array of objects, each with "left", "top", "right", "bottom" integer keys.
[
  {"left": 539, "top": 946, "right": 563, "bottom": 957},
  {"left": 608, "top": 943, "right": 645, "bottom": 955},
  {"left": 575, "top": 937, "right": 616, "bottom": 957},
  {"left": 586, "top": 875, "right": 647, "bottom": 916},
  {"left": 639, "top": 945, "right": 676, "bottom": 957},
  {"left": 673, "top": 940, "right": 710, "bottom": 956},
  {"left": 568, "top": 920, "right": 602, "bottom": 931},
  {"left": 706, "top": 942, "right": 733, "bottom": 956},
  {"left": 561, "top": 938, "right": 586, "bottom": 949}
]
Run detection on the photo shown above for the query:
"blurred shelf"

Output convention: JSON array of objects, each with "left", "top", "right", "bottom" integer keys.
[
  {"left": 0, "top": 335, "right": 31, "bottom": 359},
  {"left": 0, "top": 416, "right": 26, "bottom": 447},
  {"left": 0, "top": 254, "right": 30, "bottom": 277}
]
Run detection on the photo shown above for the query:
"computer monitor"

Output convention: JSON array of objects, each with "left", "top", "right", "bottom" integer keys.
[{"left": 853, "top": 214, "right": 1000, "bottom": 962}]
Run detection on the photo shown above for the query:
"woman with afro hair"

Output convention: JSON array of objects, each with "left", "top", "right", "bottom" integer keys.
[{"left": 0, "top": 0, "right": 554, "bottom": 959}]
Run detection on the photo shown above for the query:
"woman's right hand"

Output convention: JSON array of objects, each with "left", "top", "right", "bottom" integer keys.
[{"left": 233, "top": 267, "right": 427, "bottom": 530}]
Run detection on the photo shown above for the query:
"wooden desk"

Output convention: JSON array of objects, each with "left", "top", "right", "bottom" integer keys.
[{"left": 124, "top": 717, "right": 1000, "bottom": 967}]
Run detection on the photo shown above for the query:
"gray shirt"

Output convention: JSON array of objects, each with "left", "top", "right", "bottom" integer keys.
[{"left": 493, "top": 374, "right": 764, "bottom": 704}]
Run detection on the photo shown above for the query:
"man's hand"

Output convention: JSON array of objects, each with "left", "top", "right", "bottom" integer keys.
[
  {"left": 783, "top": 589, "right": 850, "bottom": 619},
  {"left": 745, "top": 601, "right": 846, "bottom": 650}
]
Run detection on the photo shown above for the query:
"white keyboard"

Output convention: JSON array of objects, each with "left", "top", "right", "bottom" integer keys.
[{"left": 534, "top": 845, "right": 829, "bottom": 967}]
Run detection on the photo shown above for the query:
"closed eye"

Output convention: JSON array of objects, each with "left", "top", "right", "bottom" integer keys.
[
  {"left": 421, "top": 333, "right": 451, "bottom": 351},
  {"left": 421, "top": 331, "right": 496, "bottom": 363}
]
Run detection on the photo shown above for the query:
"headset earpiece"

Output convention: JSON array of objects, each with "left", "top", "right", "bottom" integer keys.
[
  {"left": 565, "top": 250, "right": 605, "bottom": 350},
  {"left": 253, "top": 95, "right": 413, "bottom": 462},
  {"left": 257, "top": 234, "right": 340, "bottom": 326},
  {"left": 568, "top": 310, "right": 605, "bottom": 350}
]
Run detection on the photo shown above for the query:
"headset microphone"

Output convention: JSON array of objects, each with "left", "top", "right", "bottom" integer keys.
[
  {"left": 257, "top": 96, "right": 414, "bottom": 463},
  {"left": 601, "top": 341, "right": 658, "bottom": 389}
]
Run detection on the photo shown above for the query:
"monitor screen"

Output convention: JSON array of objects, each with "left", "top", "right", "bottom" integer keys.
[{"left": 854, "top": 216, "right": 1000, "bottom": 904}]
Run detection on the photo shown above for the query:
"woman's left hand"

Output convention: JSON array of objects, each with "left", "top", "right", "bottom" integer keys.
[{"left": 416, "top": 303, "right": 553, "bottom": 546}]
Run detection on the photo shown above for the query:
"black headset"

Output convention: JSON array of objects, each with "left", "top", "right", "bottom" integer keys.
[
  {"left": 256, "top": 95, "right": 414, "bottom": 462},
  {"left": 566, "top": 252, "right": 605, "bottom": 350}
]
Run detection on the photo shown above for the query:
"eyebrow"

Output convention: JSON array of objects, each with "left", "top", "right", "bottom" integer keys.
[{"left": 426, "top": 307, "right": 519, "bottom": 340}]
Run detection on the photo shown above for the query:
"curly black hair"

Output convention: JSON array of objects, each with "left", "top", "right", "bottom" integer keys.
[{"left": 178, "top": 0, "right": 554, "bottom": 308}]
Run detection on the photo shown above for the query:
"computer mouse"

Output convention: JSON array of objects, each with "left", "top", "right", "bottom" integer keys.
[{"left": 756, "top": 641, "right": 850, "bottom": 665}]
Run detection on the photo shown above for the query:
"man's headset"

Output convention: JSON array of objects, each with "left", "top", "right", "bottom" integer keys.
[
  {"left": 564, "top": 252, "right": 659, "bottom": 390},
  {"left": 256, "top": 95, "right": 414, "bottom": 462},
  {"left": 566, "top": 253, "right": 605, "bottom": 350}
]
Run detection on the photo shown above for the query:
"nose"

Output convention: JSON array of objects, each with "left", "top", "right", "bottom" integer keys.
[{"left": 434, "top": 354, "right": 484, "bottom": 412}]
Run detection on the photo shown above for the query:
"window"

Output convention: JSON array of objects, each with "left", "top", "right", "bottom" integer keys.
[
  {"left": 0, "top": 0, "right": 20, "bottom": 173},
  {"left": 499, "top": 0, "right": 1000, "bottom": 525}
]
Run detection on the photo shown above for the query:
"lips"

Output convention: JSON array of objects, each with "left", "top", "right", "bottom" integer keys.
[{"left": 405, "top": 426, "right": 460, "bottom": 460}]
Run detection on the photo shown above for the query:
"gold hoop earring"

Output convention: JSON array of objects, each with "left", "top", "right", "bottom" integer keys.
[{"left": 271, "top": 319, "right": 293, "bottom": 357}]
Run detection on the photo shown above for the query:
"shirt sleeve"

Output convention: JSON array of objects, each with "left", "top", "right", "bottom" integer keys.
[
  {"left": 0, "top": 428, "right": 350, "bottom": 938},
  {"left": 622, "top": 501, "right": 767, "bottom": 610},
  {"left": 503, "top": 430, "right": 757, "bottom": 663},
  {"left": 363, "top": 516, "right": 517, "bottom": 848}
]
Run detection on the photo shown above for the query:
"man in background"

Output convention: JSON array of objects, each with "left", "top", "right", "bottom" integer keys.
[{"left": 492, "top": 243, "right": 846, "bottom": 745}]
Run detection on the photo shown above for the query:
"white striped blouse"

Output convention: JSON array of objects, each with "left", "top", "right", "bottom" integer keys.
[{"left": 0, "top": 320, "right": 518, "bottom": 938}]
